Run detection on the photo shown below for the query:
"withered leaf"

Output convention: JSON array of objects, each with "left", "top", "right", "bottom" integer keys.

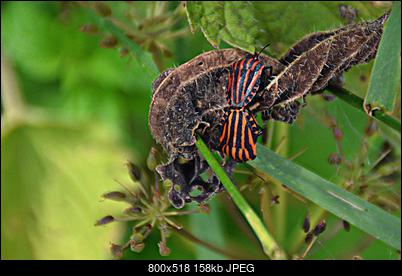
[
  {"left": 148, "top": 12, "right": 390, "bottom": 209},
  {"left": 149, "top": 48, "right": 280, "bottom": 160},
  {"left": 262, "top": 11, "right": 390, "bottom": 110},
  {"left": 257, "top": 38, "right": 331, "bottom": 110}
]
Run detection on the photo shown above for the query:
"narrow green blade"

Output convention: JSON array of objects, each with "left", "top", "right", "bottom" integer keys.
[
  {"left": 249, "top": 144, "right": 401, "bottom": 250},
  {"left": 365, "top": 2, "right": 401, "bottom": 112}
]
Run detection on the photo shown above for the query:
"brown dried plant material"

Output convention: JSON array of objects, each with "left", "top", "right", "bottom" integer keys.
[
  {"left": 257, "top": 12, "right": 389, "bottom": 115},
  {"left": 149, "top": 49, "right": 280, "bottom": 208},
  {"left": 149, "top": 48, "right": 280, "bottom": 161},
  {"left": 148, "top": 12, "right": 389, "bottom": 208}
]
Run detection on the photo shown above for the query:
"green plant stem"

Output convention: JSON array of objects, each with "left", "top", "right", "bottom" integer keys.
[
  {"left": 326, "top": 85, "right": 401, "bottom": 132},
  {"left": 273, "top": 122, "right": 289, "bottom": 245},
  {"left": 195, "top": 136, "right": 287, "bottom": 260}
]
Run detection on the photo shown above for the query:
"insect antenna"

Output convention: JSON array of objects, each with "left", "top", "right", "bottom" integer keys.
[{"left": 255, "top": 43, "right": 271, "bottom": 59}]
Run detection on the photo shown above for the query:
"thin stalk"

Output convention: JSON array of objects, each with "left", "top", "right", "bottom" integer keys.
[
  {"left": 273, "top": 122, "right": 289, "bottom": 245},
  {"left": 172, "top": 226, "right": 255, "bottom": 260},
  {"left": 288, "top": 206, "right": 327, "bottom": 255},
  {"left": 195, "top": 136, "right": 287, "bottom": 260},
  {"left": 219, "top": 194, "right": 262, "bottom": 249},
  {"left": 326, "top": 85, "right": 401, "bottom": 133},
  {"left": 260, "top": 186, "right": 275, "bottom": 235},
  {"left": 301, "top": 236, "right": 318, "bottom": 259}
]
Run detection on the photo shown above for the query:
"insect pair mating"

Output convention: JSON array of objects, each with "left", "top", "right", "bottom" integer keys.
[{"left": 216, "top": 45, "right": 272, "bottom": 162}]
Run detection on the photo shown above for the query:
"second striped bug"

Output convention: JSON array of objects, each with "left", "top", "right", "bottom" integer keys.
[{"left": 216, "top": 108, "right": 262, "bottom": 162}]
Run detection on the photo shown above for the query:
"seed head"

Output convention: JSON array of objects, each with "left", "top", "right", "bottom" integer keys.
[
  {"left": 342, "top": 220, "right": 351, "bottom": 232},
  {"left": 303, "top": 215, "right": 310, "bottom": 233},
  {"left": 130, "top": 240, "right": 145, "bottom": 253},
  {"left": 328, "top": 153, "right": 342, "bottom": 165},
  {"left": 110, "top": 243, "right": 123, "bottom": 258},
  {"left": 158, "top": 241, "right": 171, "bottom": 256},
  {"left": 95, "top": 215, "right": 115, "bottom": 226},
  {"left": 99, "top": 35, "right": 118, "bottom": 49},
  {"left": 304, "top": 231, "right": 314, "bottom": 244},
  {"left": 102, "top": 191, "right": 127, "bottom": 201},
  {"left": 313, "top": 220, "right": 327, "bottom": 236},
  {"left": 127, "top": 161, "right": 142, "bottom": 182},
  {"left": 79, "top": 24, "right": 98, "bottom": 35},
  {"left": 94, "top": 2, "right": 112, "bottom": 17},
  {"left": 332, "top": 127, "right": 343, "bottom": 141},
  {"left": 124, "top": 206, "right": 142, "bottom": 215}
]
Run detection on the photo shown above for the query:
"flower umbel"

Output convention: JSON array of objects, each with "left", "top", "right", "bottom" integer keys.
[{"left": 96, "top": 148, "right": 209, "bottom": 258}]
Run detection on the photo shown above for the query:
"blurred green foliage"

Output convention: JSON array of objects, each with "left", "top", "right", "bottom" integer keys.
[{"left": 1, "top": 1, "right": 400, "bottom": 260}]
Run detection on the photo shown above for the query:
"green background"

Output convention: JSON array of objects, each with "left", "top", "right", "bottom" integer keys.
[{"left": 1, "top": 1, "right": 400, "bottom": 260}]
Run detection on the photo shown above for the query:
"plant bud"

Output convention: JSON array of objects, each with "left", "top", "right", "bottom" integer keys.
[
  {"left": 313, "top": 220, "right": 327, "bottom": 236},
  {"left": 95, "top": 215, "right": 115, "bottom": 226},
  {"left": 124, "top": 206, "right": 142, "bottom": 215},
  {"left": 304, "top": 231, "right": 314, "bottom": 244},
  {"left": 143, "top": 224, "right": 153, "bottom": 238},
  {"left": 158, "top": 241, "right": 171, "bottom": 256},
  {"left": 79, "top": 24, "right": 98, "bottom": 34},
  {"left": 303, "top": 215, "right": 310, "bottom": 233},
  {"left": 130, "top": 240, "right": 145, "bottom": 253},
  {"left": 102, "top": 191, "right": 126, "bottom": 201},
  {"left": 94, "top": 2, "right": 112, "bottom": 17},
  {"left": 127, "top": 161, "right": 141, "bottom": 182},
  {"left": 342, "top": 220, "right": 351, "bottom": 232},
  {"left": 328, "top": 153, "right": 342, "bottom": 165},
  {"left": 332, "top": 127, "right": 343, "bottom": 141},
  {"left": 131, "top": 232, "right": 144, "bottom": 244},
  {"left": 100, "top": 35, "right": 118, "bottom": 48},
  {"left": 110, "top": 243, "right": 123, "bottom": 258}
]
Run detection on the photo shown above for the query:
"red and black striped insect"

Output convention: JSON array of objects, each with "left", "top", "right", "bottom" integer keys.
[
  {"left": 226, "top": 44, "right": 273, "bottom": 108},
  {"left": 216, "top": 45, "right": 272, "bottom": 161},
  {"left": 216, "top": 108, "right": 262, "bottom": 162}
]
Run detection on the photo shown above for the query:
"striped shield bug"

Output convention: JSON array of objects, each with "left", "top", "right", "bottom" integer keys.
[
  {"left": 216, "top": 108, "right": 262, "bottom": 162},
  {"left": 226, "top": 44, "right": 273, "bottom": 108}
]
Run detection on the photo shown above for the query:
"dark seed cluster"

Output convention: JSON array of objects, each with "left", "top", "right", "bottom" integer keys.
[
  {"left": 96, "top": 154, "right": 209, "bottom": 258},
  {"left": 149, "top": 12, "right": 390, "bottom": 209}
]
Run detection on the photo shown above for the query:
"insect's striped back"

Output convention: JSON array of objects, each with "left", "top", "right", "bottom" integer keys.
[
  {"left": 217, "top": 108, "right": 261, "bottom": 162},
  {"left": 226, "top": 56, "right": 265, "bottom": 108}
]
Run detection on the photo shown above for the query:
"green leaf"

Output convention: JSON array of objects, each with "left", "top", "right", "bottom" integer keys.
[
  {"left": 249, "top": 144, "right": 401, "bottom": 250},
  {"left": 365, "top": 2, "right": 401, "bottom": 113},
  {"left": 186, "top": 1, "right": 259, "bottom": 52},
  {"left": 186, "top": 1, "right": 388, "bottom": 55},
  {"left": 1, "top": 121, "right": 132, "bottom": 259}
]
